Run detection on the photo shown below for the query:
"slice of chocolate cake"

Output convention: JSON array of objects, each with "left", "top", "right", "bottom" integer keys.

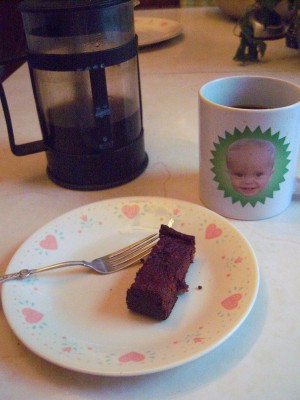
[{"left": 126, "top": 224, "right": 195, "bottom": 320}]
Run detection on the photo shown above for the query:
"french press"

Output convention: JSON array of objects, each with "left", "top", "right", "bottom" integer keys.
[{"left": 1, "top": 0, "right": 148, "bottom": 190}]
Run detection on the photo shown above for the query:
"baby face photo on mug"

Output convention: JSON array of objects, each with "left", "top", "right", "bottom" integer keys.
[
  {"left": 226, "top": 138, "right": 276, "bottom": 197},
  {"left": 210, "top": 126, "right": 291, "bottom": 207}
]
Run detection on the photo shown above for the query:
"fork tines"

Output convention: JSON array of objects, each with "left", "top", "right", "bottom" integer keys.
[{"left": 108, "top": 233, "right": 158, "bottom": 269}]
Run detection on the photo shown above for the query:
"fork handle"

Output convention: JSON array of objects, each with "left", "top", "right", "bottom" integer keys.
[{"left": 0, "top": 261, "right": 87, "bottom": 283}]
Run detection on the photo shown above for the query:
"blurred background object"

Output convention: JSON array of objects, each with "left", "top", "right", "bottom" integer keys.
[
  {"left": 0, "top": 0, "right": 26, "bottom": 81},
  {"left": 135, "top": 0, "right": 214, "bottom": 8},
  {"left": 215, "top": 0, "right": 254, "bottom": 19},
  {"left": 232, "top": 0, "right": 299, "bottom": 62},
  {"left": 215, "top": 0, "right": 290, "bottom": 20}
]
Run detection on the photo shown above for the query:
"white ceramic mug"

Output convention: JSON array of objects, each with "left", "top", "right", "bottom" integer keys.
[{"left": 199, "top": 76, "right": 300, "bottom": 220}]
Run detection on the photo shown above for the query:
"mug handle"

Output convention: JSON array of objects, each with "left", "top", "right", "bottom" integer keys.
[{"left": 0, "top": 55, "right": 46, "bottom": 156}]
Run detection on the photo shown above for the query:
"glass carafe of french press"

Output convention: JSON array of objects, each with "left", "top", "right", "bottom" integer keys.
[{"left": 1, "top": 0, "right": 148, "bottom": 189}]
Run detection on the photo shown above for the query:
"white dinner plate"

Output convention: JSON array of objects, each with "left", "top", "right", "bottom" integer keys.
[
  {"left": 2, "top": 197, "right": 259, "bottom": 376},
  {"left": 135, "top": 17, "right": 183, "bottom": 47}
]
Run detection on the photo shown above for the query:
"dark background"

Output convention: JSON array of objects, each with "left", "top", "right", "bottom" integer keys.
[{"left": 0, "top": 0, "right": 25, "bottom": 81}]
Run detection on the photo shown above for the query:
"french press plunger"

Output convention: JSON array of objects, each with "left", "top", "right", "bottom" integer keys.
[{"left": 1, "top": 0, "right": 148, "bottom": 190}]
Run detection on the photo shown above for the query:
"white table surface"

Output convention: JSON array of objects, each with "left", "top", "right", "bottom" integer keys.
[{"left": 0, "top": 6, "right": 299, "bottom": 400}]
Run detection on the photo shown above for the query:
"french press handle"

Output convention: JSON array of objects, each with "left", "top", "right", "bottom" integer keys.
[{"left": 0, "top": 54, "right": 46, "bottom": 156}]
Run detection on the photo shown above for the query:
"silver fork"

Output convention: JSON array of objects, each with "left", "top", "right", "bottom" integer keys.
[{"left": 0, "top": 232, "right": 158, "bottom": 283}]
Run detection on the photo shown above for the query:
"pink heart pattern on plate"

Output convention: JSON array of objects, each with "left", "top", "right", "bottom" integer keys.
[
  {"left": 221, "top": 293, "right": 242, "bottom": 310},
  {"left": 39, "top": 234, "right": 58, "bottom": 250},
  {"left": 119, "top": 352, "right": 145, "bottom": 363},
  {"left": 22, "top": 307, "right": 44, "bottom": 324},
  {"left": 121, "top": 204, "right": 140, "bottom": 219},
  {"left": 205, "top": 223, "right": 223, "bottom": 239}
]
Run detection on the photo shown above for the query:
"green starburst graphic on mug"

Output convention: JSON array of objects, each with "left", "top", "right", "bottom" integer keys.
[{"left": 210, "top": 126, "right": 291, "bottom": 207}]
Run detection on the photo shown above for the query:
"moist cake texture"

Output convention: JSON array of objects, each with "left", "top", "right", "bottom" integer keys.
[{"left": 126, "top": 224, "right": 195, "bottom": 320}]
